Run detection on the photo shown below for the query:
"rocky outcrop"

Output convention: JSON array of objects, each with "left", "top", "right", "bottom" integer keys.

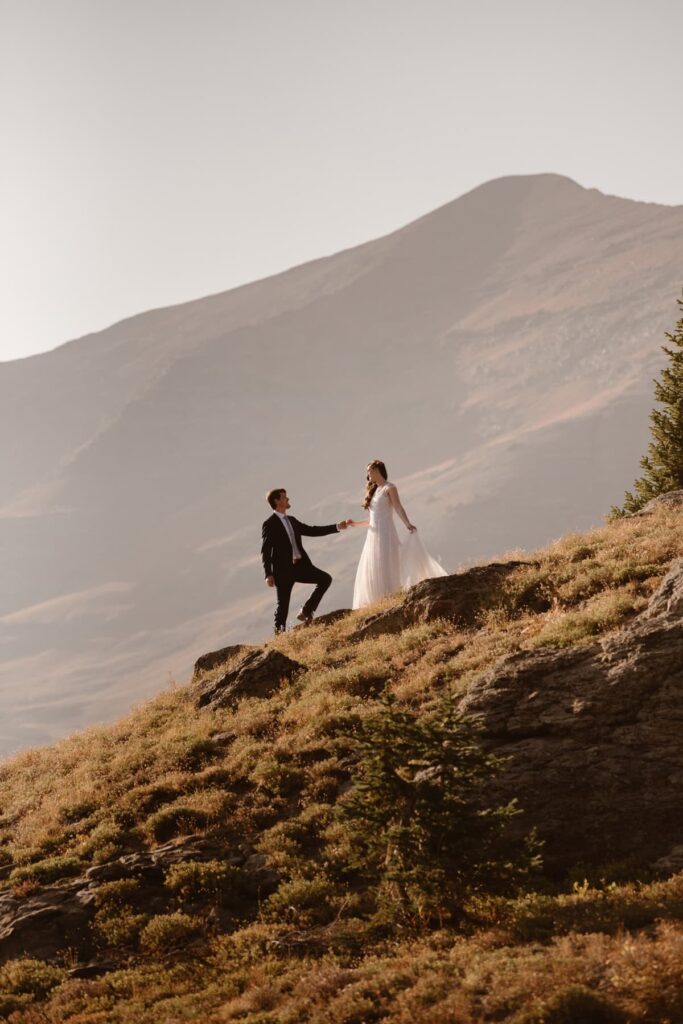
[
  {"left": 194, "top": 647, "right": 303, "bottom": 711},
  {"left": 352, "top": 559, "right": 542, "bottom": 640},
  {"left": 0, "top": 834, "right": 265, "bottom": 967},
  {"left": 458, "top": 559, "right": 683, "bottom": 873},
  {"left": 192, "top": 644, "right": 255, "bottom": 683},
  {"left": 626, "top": 490, "right": 683, "bottom": 517},
  {"left": 0, "top": 874, "right": 97, "bottom": 964}
]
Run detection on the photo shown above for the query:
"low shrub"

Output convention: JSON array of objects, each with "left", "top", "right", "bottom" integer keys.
[
  {"left": 165, "top": 859, "right": 248, "bottom": 905},
  {"left": 261, "top": 874, "right": 338, "bottom": 927},
  {"left": 9, "top": 854, "right": 83, "bottom": 886},
  {"left": 518, "top": 984, "right": 627, "bottom": 1023},
  {"left": 139, "top": 911, "right": 205, "bottom": 955},
  {"left": 76, "top": 819, "right": 131, "bottom": 863},
  {"left": 332, "top": 692, "right": 542, "bottom": 927},
  {"left": 93, "top": 906, "right": 149, "bottom": 950},
  {"left": 93, "top": 877, "right": 142, "bottom": 911},
  {"left": 145, "top": 805, "right": 210, "bottom": 843},
  {"left": 0, "top": 957, "right": 67, "bottom": 997}
]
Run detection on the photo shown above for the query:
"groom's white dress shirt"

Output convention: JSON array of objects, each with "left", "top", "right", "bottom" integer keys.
[
  {"left": 275, "top": 510, "right": 303, "bottom": 562},
  {"left": 275, "top": 510, "right": 340, "bottom": 564}
]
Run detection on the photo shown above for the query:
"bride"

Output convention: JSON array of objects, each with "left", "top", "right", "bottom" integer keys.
[{"left": 348, "top": 459, "right": 448, "bottom": 609}]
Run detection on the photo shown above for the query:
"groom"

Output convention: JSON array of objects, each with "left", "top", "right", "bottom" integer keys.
[{"left": 262, "top": 488, "right": 349, "bottom": 634}]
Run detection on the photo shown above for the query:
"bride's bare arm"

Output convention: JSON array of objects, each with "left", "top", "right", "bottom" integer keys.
[
  {"left": 348, "top": 518, "right": 370, "bottom": 527},
  {"left": 387, "top": 485, "right": 416, "bottom": 532}
]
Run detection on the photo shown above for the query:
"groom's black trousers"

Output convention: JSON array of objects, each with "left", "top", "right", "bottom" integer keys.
[{"left": 274, "top": 558, "right": 332, "bottom": 630}]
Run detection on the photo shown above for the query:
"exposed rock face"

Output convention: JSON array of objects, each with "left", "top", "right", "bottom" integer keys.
[
  {"left": 0, "top": 835, "right": 279, "bottom": 968},
  {"left": 0, "top": 876, "right": 97, "bottom": 963},
  {"left": 192, "top": 644, "right": 255, "bottom": 683},
  {"left": 458, "top": 559, "right": 683, "bottom": 873},
  {"left": 352, "top": 560, "right": 541, "bottom": 640},
  {"left": 194, "top": 647, "right": 303, "bottom": 710},
  {"left": 0, "top": 835, "right": 233, "bottom": 966}
]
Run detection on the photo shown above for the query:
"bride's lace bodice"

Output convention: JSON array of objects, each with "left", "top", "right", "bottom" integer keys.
[{"left": 369, "top": 482, "right": 395, "bottom": 528}]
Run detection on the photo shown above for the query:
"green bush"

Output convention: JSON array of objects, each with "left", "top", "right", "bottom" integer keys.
[
  {"left": 58, "top": 799, "right": 98, "bottom": 824},
  {"left": 122, "top": 782, "right": 184, "bottom": 817},
  {"left": 165, "top": 859, "right": 247, "bottom": 904},
  {"left": 0, "top": 957, "right": 67, "bottom": 997},
  {"left": 261, "top": 874, "right": 337, "bottom": 927},
  {"left": 0, "top": 993, "right": 33, "bottom": 1017},
  {"left": 518, "top": 985, "right": 626, "bottom": 1023},
  {"left": 93, "top": 906, "right": 148, "bottom": 950},
  {"left": 93, "top": 877, "right": 142, "bottom": 911},
  {"left": 146, "top": 805, "right": 210, "bottom": 842},
  {"left": 139, "top": 911, "right": 204, "bottom": 955},
  {"left": 212, "top": 923, "right": 284, "bottom": 966},
  {"left": 77, "top": 819, "right": 131, "bottom": 863},
  {"left": 9, "top": 854, "right": 83, "bottom": 886},
  {"left": 333, "top": 692, "right": 542, "bottom": 927}
]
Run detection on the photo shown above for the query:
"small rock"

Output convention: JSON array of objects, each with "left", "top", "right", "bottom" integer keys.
[
  {"left": 641, "top": 558, "right": 683, "bottom": 620},
  {"left": 352, "top": 607, "right": 407, "bottom": 641},
  {"left": 67, "top": 958, "right": 118, "bottom": 979},
  {"left": 195, "top": 648, "right": 303, "bottom": 710},
  {"left": 652, "top": 845, "right": 683, "bottom": 877},
  {"left": 192, "top": 644, "right": 255, "bottom": 683},
  {"left": 244, "top": 853, "right": 267, "bottom": 871},
  {"left": 210, "top": 731, "right": 237, "bottom": 746}
]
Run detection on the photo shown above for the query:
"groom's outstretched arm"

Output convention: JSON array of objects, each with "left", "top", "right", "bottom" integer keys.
[{"left": 296, "top": 519, "right": 346, "bottom": 536}]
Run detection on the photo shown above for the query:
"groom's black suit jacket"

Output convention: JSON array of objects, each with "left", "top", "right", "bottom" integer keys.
[{"left": 261, "top": 513, "right": 338, "bottom": 580}]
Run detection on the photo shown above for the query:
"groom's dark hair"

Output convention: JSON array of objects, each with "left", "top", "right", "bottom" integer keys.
[{"left": 266, "top": 488, "right": 286, "bottom": 509}]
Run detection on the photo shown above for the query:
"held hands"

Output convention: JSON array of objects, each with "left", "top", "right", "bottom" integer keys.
[{"left": 337, "top": 520, "right": 349, "bottom": 531}]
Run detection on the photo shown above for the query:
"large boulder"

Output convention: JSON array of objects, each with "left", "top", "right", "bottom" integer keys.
[
  {"left": 458, "top": 558, "right": 683, "bottom": 873},
  {"left": 194, "top": 647, "right": 303, "bottom": 711},
  {"left": 352, "top": 559, "right": 541, "bottom": 640}
]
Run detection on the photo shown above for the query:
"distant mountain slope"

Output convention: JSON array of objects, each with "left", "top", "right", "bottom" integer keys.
[{"left": 2, "top": 173, "right": 682, "bottom": 756}]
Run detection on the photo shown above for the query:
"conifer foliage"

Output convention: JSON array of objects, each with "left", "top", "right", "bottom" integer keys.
[
  {"left": 612, "top": 291, "right": 683, "bottom": 517},
  {"left": 335, "top": 693, "right": 542, "bottom": 927}
]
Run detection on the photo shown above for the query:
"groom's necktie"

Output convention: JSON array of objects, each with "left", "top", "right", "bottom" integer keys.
[{"left": 282, "top": 515, "right": 303, "bottom": 562}]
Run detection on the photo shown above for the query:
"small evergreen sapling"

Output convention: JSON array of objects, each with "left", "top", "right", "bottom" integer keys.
[
  {"left": 335, "top": 692, "right": 542, "bottom": 927},
  {"left": 611, "top": 291, "right": 683, "bottom": 517}
]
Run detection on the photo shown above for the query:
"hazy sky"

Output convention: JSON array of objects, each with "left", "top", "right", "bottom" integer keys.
[{"left": 2, "top": 0, "right": 682, "bottom": 362}]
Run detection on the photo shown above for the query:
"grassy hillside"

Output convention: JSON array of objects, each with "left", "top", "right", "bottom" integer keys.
[{"left": 2, "top": 507, "right": 683, "bottom": 1022}]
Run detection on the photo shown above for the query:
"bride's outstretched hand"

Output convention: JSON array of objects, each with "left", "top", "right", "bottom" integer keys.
[{"left": 408, "top": 523, "right": 417, "bottom": 533}]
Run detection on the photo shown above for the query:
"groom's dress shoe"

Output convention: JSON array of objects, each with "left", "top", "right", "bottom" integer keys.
[{"left": 296, "top": 609, "right": 313, "bottom": 625}]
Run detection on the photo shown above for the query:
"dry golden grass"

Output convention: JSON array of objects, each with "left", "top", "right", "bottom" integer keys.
[{"left": 2, "top": 506, "right": 683, "bottom": 1021}]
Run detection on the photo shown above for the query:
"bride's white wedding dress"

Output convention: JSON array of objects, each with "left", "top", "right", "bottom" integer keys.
[{"left": 352, "top": 481, "right": 448, "bottom": 609}]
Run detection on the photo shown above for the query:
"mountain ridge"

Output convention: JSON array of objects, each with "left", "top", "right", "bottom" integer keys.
[{"left": 2, "top": 172, "right": 683, "bottom": 756}]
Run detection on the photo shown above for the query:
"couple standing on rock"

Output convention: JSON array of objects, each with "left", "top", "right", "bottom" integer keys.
[{"left": 261, "top": 460, "right": 448, "bottom": 634}]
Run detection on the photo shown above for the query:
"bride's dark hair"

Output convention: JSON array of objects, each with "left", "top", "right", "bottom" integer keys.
[{"left": 362, "top": 459, "right": 388, "bottom": 510}]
